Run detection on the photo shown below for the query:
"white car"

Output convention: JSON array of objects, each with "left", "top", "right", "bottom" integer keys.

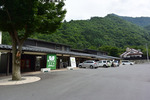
[
  {"left": 113, "top": 60, "right": 120, "bottom": 66},
  {"left": 78, "top": 60, "right": 99, "bottom": 69},
  {"left": 121, "top": 60, "right": 134, "bottom": 65},
  {"left": 97, "top": 60, "right": 112, "bottom": 68}
]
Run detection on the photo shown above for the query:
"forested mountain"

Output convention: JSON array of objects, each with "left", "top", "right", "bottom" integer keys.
[
  {"left": 2, "top": 14, "right": 150, "bottom": 56},
  {"left": 144, "top": 25, "right": 150, "bottom": 31},
  {"left": 114, "top": 14, "right": 150, "bottom": 27},
  {"left": 30, "top": 14, "right": 150, "bottom": 49}
]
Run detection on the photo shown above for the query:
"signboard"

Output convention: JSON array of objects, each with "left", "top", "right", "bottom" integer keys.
[
  {"left": 70, "top": 57, "right": 76, "bottom": 68},
  {"left": 47, "top": 54, "right": 57, "bottom": 70}
]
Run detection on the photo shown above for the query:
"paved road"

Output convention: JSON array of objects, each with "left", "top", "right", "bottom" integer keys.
[{"left": 0, "top": 63, "right": 150, "bottom": 100}]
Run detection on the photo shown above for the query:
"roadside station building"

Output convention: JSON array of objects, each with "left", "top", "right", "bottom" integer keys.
[{"left": 0, "top": 38, "right": 120, "bottom": 75}]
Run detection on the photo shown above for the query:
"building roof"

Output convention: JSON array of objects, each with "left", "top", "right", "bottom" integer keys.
[
  {"left": 120, "top": 48, "right": 143, "bottom": 58},
  {"left": 0, "top": 44, "right": 120, "bottom": 60},
  {"left": 84, "top": 49, "right": 108, "bottom": 54},
  {"left": 27, "top": 38, "right": 71, "bottom": 47}
]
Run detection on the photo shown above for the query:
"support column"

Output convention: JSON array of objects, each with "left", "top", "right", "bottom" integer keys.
[
  {"left": 60, "top": 54, "right": 63, "bottom": 69},
  {"left": 0, "top": 31, "right": 2, "bottom": 72},
  {"left": 0, "top": 31, "right": 2, "bottom": 44},
  {"left": 69, "top": 55, "right": 71, "bottom": 66},
  {"left": 6, "top": 53, "right": 10, "bottom": 76}
]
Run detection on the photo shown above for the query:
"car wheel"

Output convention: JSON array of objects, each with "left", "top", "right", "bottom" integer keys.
[
  {"left": 103, "top": 65, "right": 106, "bottom": 68},
  {"left": 79, "top": 65, "right": 82, "bottom": 68},
  {"left": 90, "top": 65, "right": 93, "bottom": 69}
]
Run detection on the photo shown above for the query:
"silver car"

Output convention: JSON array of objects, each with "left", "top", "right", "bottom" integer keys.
[
  {"left": 121, "top": 60, "right": 134, "bottom": 65},
  {"left": 78, "top": 60, "right": 99, "bottom": 69},
  {"left": 97, "top": 60, "right": 112, "bottom": 68}
]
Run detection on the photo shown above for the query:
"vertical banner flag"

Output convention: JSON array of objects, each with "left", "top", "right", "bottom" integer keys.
[
  {"left": 47, "top": 54, "right": 56, "bottom": 70},
  {"left": 70, "top": 57, "right": 76, "bottom": 68}
]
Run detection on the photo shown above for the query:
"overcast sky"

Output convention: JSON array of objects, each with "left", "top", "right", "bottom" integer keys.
[{"left": 64, "top": 0, "right": 150, "bottom": 21}]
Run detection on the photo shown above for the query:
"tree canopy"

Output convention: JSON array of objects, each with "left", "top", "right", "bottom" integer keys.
[
  {"left": 0, "top": 0, "right": 66, "bottom": 35},
  {"left": 0, "top": 0, "right": 66, "bottom": 80}
]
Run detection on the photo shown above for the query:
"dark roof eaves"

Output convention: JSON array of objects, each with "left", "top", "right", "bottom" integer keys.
[
  {"left": 27, "top": 38, "right": 71, "bottom": 47},
  {"left": 0, "top": 44, "right": 120, "bottom": 59}
]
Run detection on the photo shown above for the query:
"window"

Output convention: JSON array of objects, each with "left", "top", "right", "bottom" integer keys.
[
  {"left": 56, "top": 45, "right": 60, "bottom": 50},
  {"left": 99, "top": 61, "right": 102, "bottom": 63},
  {"left": 103, "top": 61, "right": 106, "bottom": 63},
  {"left": 87, "top": 61, "right": 93, "bottom": 63}
]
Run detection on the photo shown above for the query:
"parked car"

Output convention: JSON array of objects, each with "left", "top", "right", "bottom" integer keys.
[
  {"left": 78, "top": 60, "right": 99, "bottom": 69},
  {"left": 97, "top": 60, "right": 112, "bottom": 68},
  {"left": 113, "top": 60, "right": 120, "bottom": 67},
  {"left": 121, "top": 60, "right": 134, "bottom": 65}
]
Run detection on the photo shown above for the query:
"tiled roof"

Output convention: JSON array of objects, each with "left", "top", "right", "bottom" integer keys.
[
  {"left": 120, "top": 48, "right": 143, "bottom": 58},
  {"left": 0, "top": 44, "right": 120, "bottom": 59},
  {"left": 27, "top": 38, "right": 71, "bottom": 47}
]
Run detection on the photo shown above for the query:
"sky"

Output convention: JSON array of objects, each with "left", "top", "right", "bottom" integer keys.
[{"left": 64, "top": 0, "right": 150, "bottom": 21}]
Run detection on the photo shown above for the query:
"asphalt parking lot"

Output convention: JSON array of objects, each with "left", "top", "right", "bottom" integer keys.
[{"left": 0, "top": 63, "right": 150, "bottom": 100}]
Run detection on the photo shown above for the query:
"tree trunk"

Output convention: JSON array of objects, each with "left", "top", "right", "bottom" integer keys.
[
  {"left": 9, "top": 30, "right": 27, "bottom": 80},
  {"left": 11, "top": 39, "right": 22, "bottom": 80}
]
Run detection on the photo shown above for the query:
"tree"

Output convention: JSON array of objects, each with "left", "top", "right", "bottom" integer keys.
[
  {"left": 99, "top": 45, "right": 121, "bottom": 57},
  {"left": 0, "top": 0, "right": 66, "bottom": 80},
  {"left": 109, "top": 47, "right": 119, "bottom": 57}
]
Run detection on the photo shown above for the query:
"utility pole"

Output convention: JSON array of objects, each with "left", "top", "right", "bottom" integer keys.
[{"left": 146, "top": 43, "right": 149, "bottom": 62}]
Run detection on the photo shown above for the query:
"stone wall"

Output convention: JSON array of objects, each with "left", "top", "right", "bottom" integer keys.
[{"left": 130, "top": 60, "right": 149, "bottom": 64}]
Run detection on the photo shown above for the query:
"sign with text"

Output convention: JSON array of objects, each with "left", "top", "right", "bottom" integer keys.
[
  {"left": 70, "top": 57, "right": 76, "bottom": 68},
  {"left": 47, "top": 54, "right": 56, "bottom": 70}
]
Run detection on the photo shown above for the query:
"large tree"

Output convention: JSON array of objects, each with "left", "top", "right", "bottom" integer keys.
[{"left": 0, "top": 0, "right": 66, "bottom": 80}]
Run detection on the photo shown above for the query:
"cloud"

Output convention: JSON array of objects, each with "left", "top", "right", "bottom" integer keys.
[{"left": 64, "top": 0, "right": 150, "bottom": 21}]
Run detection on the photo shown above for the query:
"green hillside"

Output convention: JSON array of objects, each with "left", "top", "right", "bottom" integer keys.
[
  {"left": 2, "top": 14, "right": 150, "bottom": 56},
  {"left": 30, "top": 14, "right": 150, "bottom": 49},
  {"left": 116, "top": 14, "right": 150, "bottom": 27},
  {"left": 144, "top": 25, "right": 150, "bottom": 31}
]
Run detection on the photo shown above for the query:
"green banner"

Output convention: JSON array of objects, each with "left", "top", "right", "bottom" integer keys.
[{"left": 46, "top": 54, "right": 56, "bottom": 70}]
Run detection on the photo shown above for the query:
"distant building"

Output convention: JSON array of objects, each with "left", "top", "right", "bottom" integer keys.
[{"left": 120, "top": 47, "right": 143, "bottom": 58}]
